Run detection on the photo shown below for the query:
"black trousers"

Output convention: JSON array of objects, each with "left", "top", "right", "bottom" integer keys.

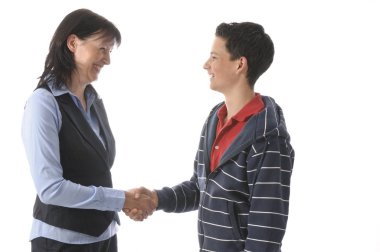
[{"left": 31, "top": 235, "right": 117, "bottom": 252}]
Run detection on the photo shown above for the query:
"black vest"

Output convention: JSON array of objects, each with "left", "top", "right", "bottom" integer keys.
[{"left": 33, "top": 85, "right": 117, "bottom": 237}]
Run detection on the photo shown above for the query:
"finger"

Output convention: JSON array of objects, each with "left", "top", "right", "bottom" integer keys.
[
  {"left": 126, "top": 208, "right": 140, "bottom": 218},
  {"left": 133, "top": 214, "right": 143, "bottom": 221},
  {"left": 142, "top": 211, "right": 148, "bottom": 219}
]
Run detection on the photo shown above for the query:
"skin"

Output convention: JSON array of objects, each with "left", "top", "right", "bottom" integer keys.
[
  {"left": 123, "top": 187, "right": 158, "bottom": 221},
  {"left": 126, "top": 36, "right": 257, "bottom": 221},
  {"left": 66, "top": 33, "right": 156, "bottom": 220},
  {"left": 66, "top": 33, "right": 114, "bottom": 111},
  {"left": 203, "top": 36, "right": 255, "bottom": 121}
]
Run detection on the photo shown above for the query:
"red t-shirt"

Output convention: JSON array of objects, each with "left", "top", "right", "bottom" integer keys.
[{"left": 210, "top": 93, "right": 264, "bottom": 172}]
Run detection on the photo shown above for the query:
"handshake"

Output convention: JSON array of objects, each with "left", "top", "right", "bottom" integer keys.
[{"left": 123, "top": 187, "right": 158, "bottom": 221}]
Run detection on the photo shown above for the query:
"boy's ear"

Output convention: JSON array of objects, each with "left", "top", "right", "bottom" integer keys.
[{"left": 237, "top": 56, "right": 248, "bottom": 72}]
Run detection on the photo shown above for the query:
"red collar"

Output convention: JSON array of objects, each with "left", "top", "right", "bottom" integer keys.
[{"left": 217, "top": 93, "right": 264, "bottom": 123}]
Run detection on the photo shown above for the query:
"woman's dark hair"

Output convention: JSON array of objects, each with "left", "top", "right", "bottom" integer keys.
[
  {"left": 37, "top": 8, "right": 121, "bottom": 88},
  {"left": 216, "top": 22, "right": 274, "bottom": 88}
]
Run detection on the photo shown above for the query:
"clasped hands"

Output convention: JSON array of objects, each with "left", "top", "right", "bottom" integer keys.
[{"left": 123, "top": 187, "right": 158, "bottom": 221}]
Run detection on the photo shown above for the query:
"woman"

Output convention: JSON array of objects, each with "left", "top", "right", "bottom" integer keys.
[{"left": 22, "top": 8, "right": 154, "bottom": 252}]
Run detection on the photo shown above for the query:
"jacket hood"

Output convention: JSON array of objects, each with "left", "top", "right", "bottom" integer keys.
[
  {"left": 203, "top": 95, "right": 292, "bottom": 180},
  {"left": 253, "top": 95, "right": 290, "bottom": 141}
]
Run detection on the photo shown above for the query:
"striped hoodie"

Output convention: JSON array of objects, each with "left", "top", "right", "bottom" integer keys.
[{"left": 156, "top": 95, "right": 295, "bottom": 252}]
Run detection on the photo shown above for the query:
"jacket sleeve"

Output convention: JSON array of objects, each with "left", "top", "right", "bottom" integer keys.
[
  {"left": 155, "top": 169, "right": 200, "bottom": 213},
  {"left": 245, "top": 136, "right": 295, "bottom": 251},
  {"left": 154, "top": 104, "right": 222, "bottom": 213},
  {"left": 155, "top": 130, "right": 204, "bottom": 213}
]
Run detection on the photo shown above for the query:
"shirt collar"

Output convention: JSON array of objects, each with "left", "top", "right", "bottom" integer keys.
[
  {"left": 47, "top": 81, "right": 97, "bottom": 107},
  {"left": 217, "top": 93, "right": 264, "bottom": 123}
]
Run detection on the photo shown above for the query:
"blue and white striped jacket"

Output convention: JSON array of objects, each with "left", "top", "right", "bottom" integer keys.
[{"left": 156, "top": 96, "right": 295, "bottom": 252}]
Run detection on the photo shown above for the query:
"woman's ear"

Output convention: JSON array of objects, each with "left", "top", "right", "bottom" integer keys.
[{"left": 66, "top": 34, "right": 77, "bottom": 53}]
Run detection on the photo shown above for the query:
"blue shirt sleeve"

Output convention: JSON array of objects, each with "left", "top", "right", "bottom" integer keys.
[{"left": 21, "top": 88, "right": 125, "bottom": 211}]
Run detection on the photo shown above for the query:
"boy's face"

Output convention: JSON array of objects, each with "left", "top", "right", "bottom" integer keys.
[{"left": 203, "top": 36, "right": 241, "bottom": 93}]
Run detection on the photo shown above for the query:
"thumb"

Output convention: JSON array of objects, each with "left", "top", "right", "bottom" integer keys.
[
  {"left": 138, "top": 186, "right": 152, "bottom": 196},
  {"left": 134, "top": 192, "right": 140, "bottom": 199}
]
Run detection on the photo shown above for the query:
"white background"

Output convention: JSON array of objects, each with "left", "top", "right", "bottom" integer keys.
[{"left": 1, "top": 0, "right": 379, "bottom": 251}]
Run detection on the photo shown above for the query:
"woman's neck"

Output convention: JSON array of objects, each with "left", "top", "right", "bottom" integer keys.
[{"left": 67, "top": 80, "right": 88, "bottom": 111}]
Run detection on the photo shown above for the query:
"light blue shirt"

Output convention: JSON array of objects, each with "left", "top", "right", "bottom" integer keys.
[{"left": 21, "top": 83, "right": 125, "bottom": 244}]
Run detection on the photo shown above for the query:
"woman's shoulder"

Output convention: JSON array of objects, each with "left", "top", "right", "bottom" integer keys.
[{"left": 24, "top": 87, "right": 59, "bottom": 115}]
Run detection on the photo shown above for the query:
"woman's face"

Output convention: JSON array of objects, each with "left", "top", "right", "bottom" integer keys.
[{"left": 68, "top": 33, "right": 115, "bottom": 85}]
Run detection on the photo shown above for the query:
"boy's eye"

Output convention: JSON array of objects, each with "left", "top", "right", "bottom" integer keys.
[{"left": 100, "top": 47, "right": 113, "bottom": 53}]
